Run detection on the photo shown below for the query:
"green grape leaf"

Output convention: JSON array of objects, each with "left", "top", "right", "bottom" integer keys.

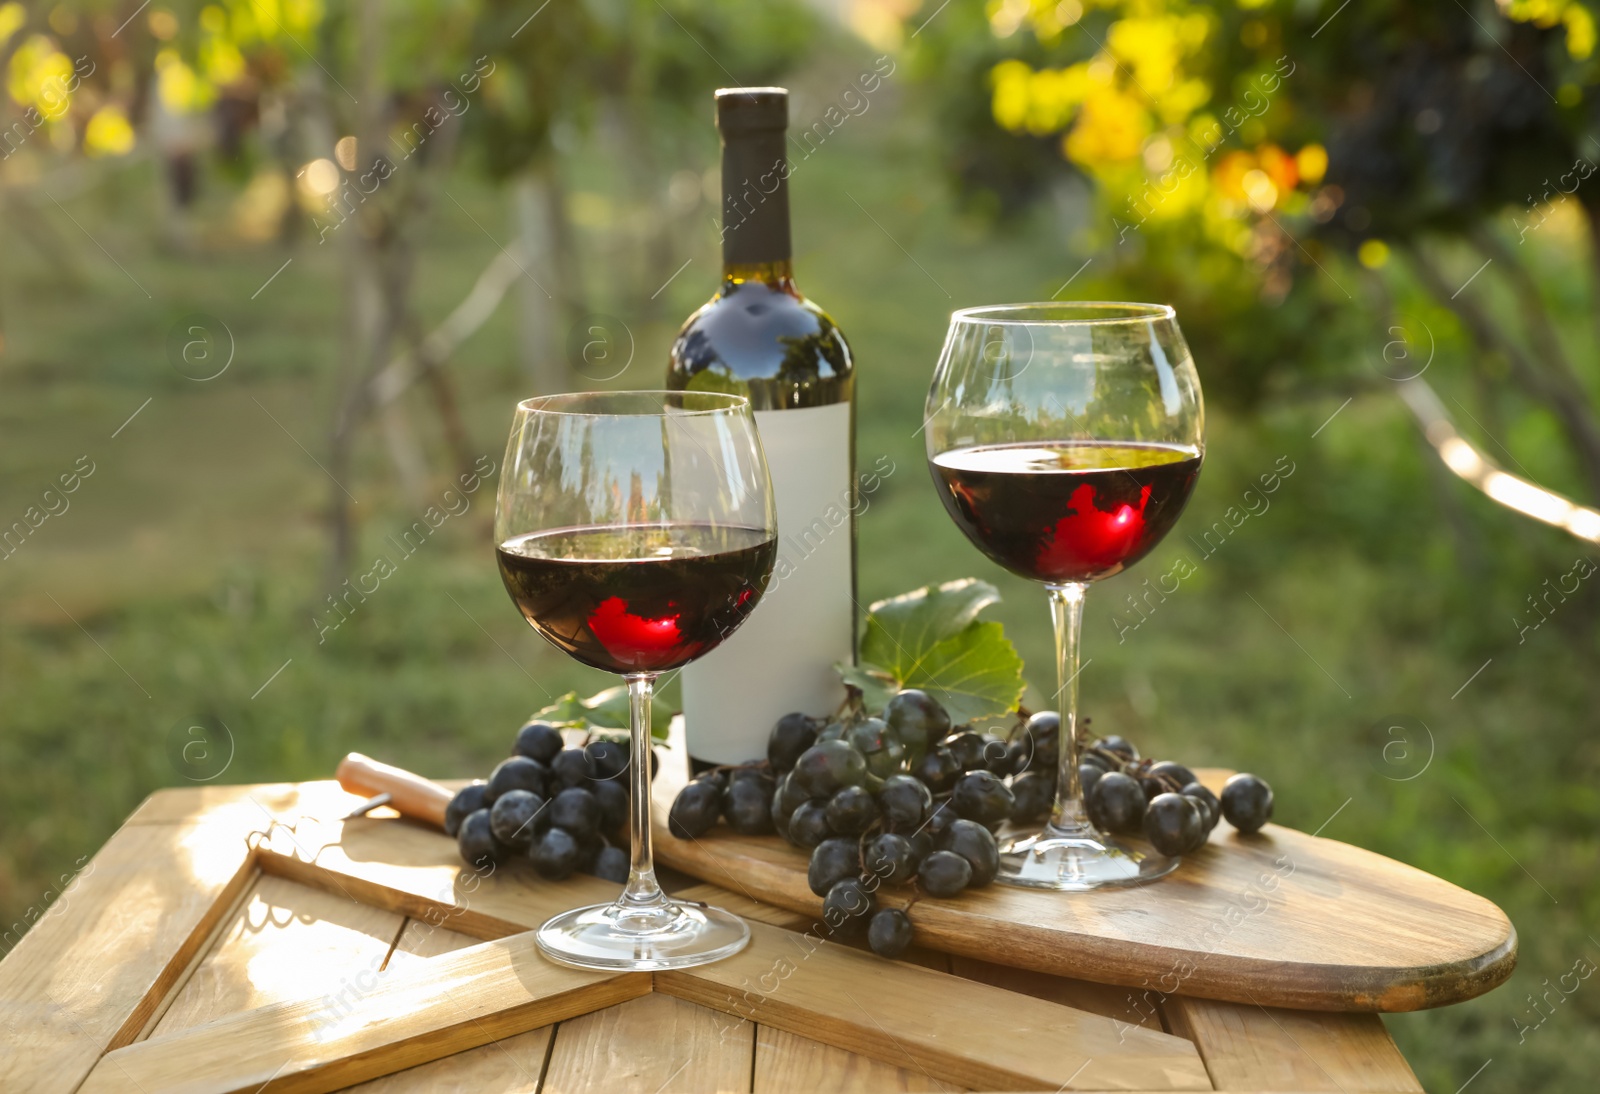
[
  {"left": 532, "top": 686, "right": 673, "bottom": 742},
  {"left": 897, "top": 621, "right": 1026, "bottom": 726},
  {"left": 859, "top": 577, "right": 1001, "bottom": 668},
  {"left": 837, "top": 578, "right": 1026, "bottom": 725},
  {"left": 834, "top": 660, "right": 900, "bottom": 714}
]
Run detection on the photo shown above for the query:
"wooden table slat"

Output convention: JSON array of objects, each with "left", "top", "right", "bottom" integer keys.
[
  {"left": 152, "top": 874, "right": 408, "bottom": 1038},
  {"left": 0, "top": 818, "right": 258, "bottom": 1093},
  {"left": 543, "top": 993, "right": 754, "bottom": 1094},
  {"left": 659, "top": 919, "right": 1211, "bottom": 1092},
  {"left": 753, "top": 1026, "right": 970, "bottom": 1093},
  {"left": 77, "top": 931, "right": 650, "bottom": 1094},
  {"left": 340, "top": 920, "right": 555, "bottom": 1093},
  {"left": 1166, "top": 997, "right": 1423, "bottom": 1093},
  {"left": 950, "top": 955, "right": 1165, "bottom": 1032}
]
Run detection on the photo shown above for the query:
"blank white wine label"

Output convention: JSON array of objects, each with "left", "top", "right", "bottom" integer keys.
[{"left": 681, "top": 402, "right": 854, "bottom": 764}]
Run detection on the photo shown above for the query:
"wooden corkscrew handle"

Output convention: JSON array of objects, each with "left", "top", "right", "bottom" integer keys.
[{"left": 335, "top": 752, "right": 453, "bottom": 830}]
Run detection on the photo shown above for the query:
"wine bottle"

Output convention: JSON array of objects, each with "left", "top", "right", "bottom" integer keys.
[{"left": 666, "top": 87, "right": 856, "bottom": 767}]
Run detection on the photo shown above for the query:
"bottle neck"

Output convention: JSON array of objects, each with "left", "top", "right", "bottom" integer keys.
[
  {"left": 721, "top": 259, "right": 795, "bottom": 290},
  {"left": 719, "top": 126, "right": 792, "bottom": 269}
]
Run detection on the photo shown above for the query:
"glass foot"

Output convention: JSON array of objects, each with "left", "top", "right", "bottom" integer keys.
[
  {"left": 536, "top": 898, "right": 751, "bottom": 971},
  {"left": 997, "top": 826, "right": 1179, "bottom": 891}
]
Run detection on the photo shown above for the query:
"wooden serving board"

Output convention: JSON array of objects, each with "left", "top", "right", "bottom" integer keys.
[{"left": 650, "top": 741, "right": 1516, "bottom": 1013}]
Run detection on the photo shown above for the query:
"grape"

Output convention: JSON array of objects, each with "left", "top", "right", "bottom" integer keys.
[
  {"left": 980, "top": 734, "right": 1013, "bottom": 775},
  {"left": 1079, "top": 764, "right": 1107, "bottom": 796},
  {"left": 695, "top": 770, "right": 730, "bottom": 794},
  {"left": 909, "top": 748, "right": 960, "bottom": 794},
  {"left": 917, "top": 850, "right": 972, "bottom": 897},
  {"left": 815, "top": 721, "right": 848, "bottom": 743},
  {"left": 1080, "top": 751, "right": 1116, "bottom": 774},
  {"left": 573, "top": 833, "right": 603, "bottom": 874},
  {"left": 923, "top": 801, "right": 959, "bottom": 841},
  {"left": 950, "top": 770, "right": 1014, "bottom": 825},
  {"left": 457, "top": 808, "right": 505, "bottom": 869},
  {"left": 444, "top": 782, "right": 489, "bottom": 837},
  {"left": 877, "top": 774, "right": 932, "bottom": 829},
  {"left": 1092, "top": 734, "right": 1139, "bottom": 763},
  {"left": 1003, "top": 739, "right": 1032, "bottom": 777},
  {"left": 848, "top": 718, "right": 906, "bottom": 779},
  {"left": 723, "top": 776, "right": 777, "bottom": 835},
  {"left": 822, "top": 878, "right": 875, "bottom": 938},
  {"left": 592, "top": 779, "right": 628, "bottom": 833},
  {"left": 769, "top": 712, "right": 819, "bottom": 772},
  {"left": 884, "top": 689, "right": 951, "bottom": 750},
  {"left": 945, "top": 732, "right": 987, "bottom": 772},
  {"left": 1144, "top": 793, "right": 1203, "bottom": 856},
  {"left": 585, "top": 739, "right": 629, "bottom": 781},
  {"left": 772, "top": 768, "right": 807, "bottom": 809},
  {"left": 1009, "top": 771, "right": 1054, "bottom": 823},
  {"left": 591, "top": 844, "right": 629, "bottom": 883},
  {"left": 792, "top": 741, "right": 869, "bottom": 798},
  {"left": 808, "top": 837, "right": 862, "bottom": 897},
  {"left": 550, "top": 749, "right": 590, "bottom": 790},
  {"left": 787, "top": 800, "right": 832, "bottom": 848},
  {"left": 824, "top": 785, "right": 880, "bottom": 836},
  {"left": 1024, "top": 711, "right": 1061, "bottom": 767},
  {"left": 728, "top": 764, "right": 773, "bottom": 786},
  {"left": 864, "top": 832, "right": 917, "bottom": 885},
  {"left": 1086, "top": 772, "right": 1146, "bottom": 834},
  {"left": 513, "top": 721, "right": 564, "bottom": 764},
  {"left": 1141, "top": 760, "right": 1197, "bottom": 799},
  {"left": 530, "top": 827, "right": 581, "bottom": 880},
  {"left": 906, "top": 830, "right": 934, "bottom": 866},
  {"left": 487, "top": 756, "right": 549, "bottom": 801},
  {"left": 1220, "top": 774, "right": 1274, "bottom": 834},
  {"left": 668, "top": 779, "right": 721, "bottom": 839},
  {"left": 868, "top": 908, "right": 914, "bottom": 958},
  {"left": 550, "top": 787, "right": 600, "bottom": 840},
  {"left": 489, "top": 789, "right": 546, "bottom": 850},
  {"left": 1180, "top": 781, "right": 1220, "bottom": 831},
  {"left": 938, "top": 818, "right": 999, "bottom": 887},
  {"left": 771, "top": 785, "right": 799, "bottom": 836}
]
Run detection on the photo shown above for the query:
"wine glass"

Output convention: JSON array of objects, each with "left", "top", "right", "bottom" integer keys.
[
  {"left": 924, "top": 303, "right": 1204, "bottom": 891},
  {"left": 495, "top": 390, "right": 778, "bottom": 968}
]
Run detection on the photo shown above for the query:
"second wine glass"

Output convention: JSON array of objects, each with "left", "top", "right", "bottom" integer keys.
[
  {"left": 924, "top": 303, "right": 1205, "bottom": 891},
  {"left": 495, "top": 390, "right": 777, "bottom": 968}
]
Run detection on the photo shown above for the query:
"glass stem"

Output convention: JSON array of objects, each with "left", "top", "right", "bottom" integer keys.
[
  {"left": 622, "top": 673, "right": 665, "bottom": 909},
  {"left": 1046, "top": 582, "right": 1092, "bottom": 836}
]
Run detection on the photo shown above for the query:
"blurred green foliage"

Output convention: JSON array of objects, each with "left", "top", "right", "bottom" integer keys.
[{"left": 908, "top": 1, "right": 1600, "bottom": 513}]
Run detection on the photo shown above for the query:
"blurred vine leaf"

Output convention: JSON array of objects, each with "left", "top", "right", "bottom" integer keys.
[{"left": 837, "top": 578, "right": 1026, "bottom": 724}]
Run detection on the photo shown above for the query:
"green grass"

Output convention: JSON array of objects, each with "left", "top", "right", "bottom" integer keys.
[{"left": 3, "top": 66, "right": 1599, "bottom": 1089}]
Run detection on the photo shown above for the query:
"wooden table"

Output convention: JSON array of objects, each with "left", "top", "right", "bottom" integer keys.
[{"left": 0, "top": 779, "right": 1428, "bottom": 1093}]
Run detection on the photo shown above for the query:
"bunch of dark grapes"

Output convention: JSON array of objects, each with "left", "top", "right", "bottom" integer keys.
[
  {"left": 1077, "top": 736, "right": 1274, "bottom": 856},
  {"left": 443, "top": 719, "right": 654, "bottom": 884},
  {"left": 667, "top": 688, "right": 1277, "bottom": 961},
  {"left": 669, "top": 690, "right": 1010, "bottom": 960}
]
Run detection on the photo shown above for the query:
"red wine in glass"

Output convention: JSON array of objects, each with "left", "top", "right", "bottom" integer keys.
[
  {"left": 931, "top": 442, "right": 1202, "bottom": 584},
  {"left": 497, "top": 523, "right": 776, "bottom": 675}
]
